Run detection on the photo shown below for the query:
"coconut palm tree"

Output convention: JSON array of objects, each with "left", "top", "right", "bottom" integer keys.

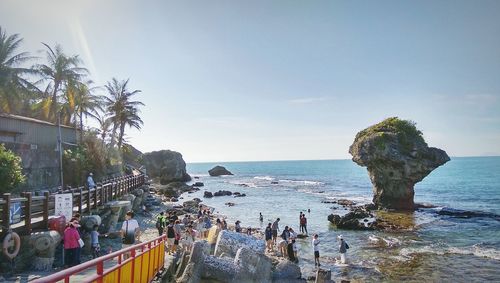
[
  {"left": 37, "top": 43, "right": 88, "bottom": 122},
  {"left": 95, "top": 112, "right": 112, "bottom": 145},
  {"left": 104, "top": 78, "right": 144, "bottom": 148},
  {"left": 0, "top": 26, "right": 37, "bottom": 114},
  {"left": 72, "top": 80, "right": 103, "bottom": 142}
]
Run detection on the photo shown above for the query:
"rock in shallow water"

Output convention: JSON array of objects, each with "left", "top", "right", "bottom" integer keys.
[
  {"left": 209, "top": 165, "right": 233, "bottom": 176},
  {"left": 349, "top": 117, "right": 449, "bottom": 210}
]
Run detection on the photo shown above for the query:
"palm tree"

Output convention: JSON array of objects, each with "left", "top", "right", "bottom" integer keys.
[
  {"left": 104, "top": 78, "right": 144, "bottom": 148},
  {"left": 95, "top": 113, "right": 112, "bottom": 145},
  {"left": 37, "top": 43, "right": 88, "bottom": 122},
  {"left": 72, "top": 80, "right": 103, "bottom": 142},
  {"left": 0, "top": 26, "right": 37, "bottom": 114}
]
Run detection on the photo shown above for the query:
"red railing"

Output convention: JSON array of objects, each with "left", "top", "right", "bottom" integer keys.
[{"left": 32, "top": 235, "right": 167, "bottom": 283}]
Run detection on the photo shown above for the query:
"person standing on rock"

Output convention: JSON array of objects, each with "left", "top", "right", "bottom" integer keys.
[
  {"left": 156, "top": 212, "right": 167, "bottom": 236},
  {"left": 166, "top": 221, "right": 176, "bottom": 254},
  {"left": 259, "top": 212, "right": 263, "bottom": 222},
  {"left": 272, "top": 218, "right": 280, "bottom": 244},
  {"left": 300, "top": 215, "right": 308, "bottom": 235},
  {"left": 313, "top": 234, "right": 321, "bottom": 267},
  {"left": 265, "top": 223, "right": 273, "bottom": 252},
  {"left": 235, "top": 220, "right": 242, "bottom": 233},
  {"left": 338, "top": 235, "right": 349, "bottom": 264},
  {"left": 299, "top": 211, "right": 303, "bottom": 228}
]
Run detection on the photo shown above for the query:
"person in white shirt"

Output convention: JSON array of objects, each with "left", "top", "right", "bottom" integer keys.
[
  {"left": 121, "top": 211, "right": 140, "bottom": 259},
  {"left": 312, "top": 234, "right": 321, "bottom": 267},
  {"left": 87, "top": 173, "right": 96, "bottom": 189}
]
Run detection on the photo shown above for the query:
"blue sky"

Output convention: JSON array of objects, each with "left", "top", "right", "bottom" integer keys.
[{"left": 1, "top": 0, "right": 500, "bottom": 162}]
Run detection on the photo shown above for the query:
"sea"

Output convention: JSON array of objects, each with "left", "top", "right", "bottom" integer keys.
[{"left": 183, "top": 157, "right": 500, "bottom": 282}]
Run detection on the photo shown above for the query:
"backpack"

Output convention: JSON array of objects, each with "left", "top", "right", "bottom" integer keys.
[
  {"left": 122, "top": 221, "right": 135, "bottom": 245},
  {"left": 345, "top": 242, "right": 349, "bottom": 249}
]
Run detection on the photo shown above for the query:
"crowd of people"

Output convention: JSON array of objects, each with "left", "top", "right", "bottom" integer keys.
[{"left": 62, "top": 205, "right": 349, "bottom": 270}]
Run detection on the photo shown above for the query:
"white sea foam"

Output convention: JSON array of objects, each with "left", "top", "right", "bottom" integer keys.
[
  {"left": 399, "top": 244, "right": 500, "bottom": 261},
  {"left": 253, "top": 176, "right": 275, "bottom": 181},
  {"left": 278, "top": 179, "right": 325, "bottom": 185}
]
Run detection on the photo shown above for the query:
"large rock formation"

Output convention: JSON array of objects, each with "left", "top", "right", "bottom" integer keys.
[
  {"left": 349, "top": 117, "right": 450, "bottom": 210},
  {"left": 208, "top": 165, "right": 233, "bottom": 176},
  {"left": 143, "top": 150, "right": 191, "bottom": 184}
]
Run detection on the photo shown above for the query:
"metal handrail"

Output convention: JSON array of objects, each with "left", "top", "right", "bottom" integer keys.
[{"left": 32, "top": 234, "right": 166, "bottom": 283}]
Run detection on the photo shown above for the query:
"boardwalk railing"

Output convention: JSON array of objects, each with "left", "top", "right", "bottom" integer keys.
[
  {"left": 0, "top": 174, "right": 145, "bottom": 235},
  {"left": 32, "top": 235, "right": 166, "bottom": 283}
]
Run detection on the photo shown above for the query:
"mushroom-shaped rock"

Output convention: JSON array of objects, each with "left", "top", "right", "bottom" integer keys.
[
  {"left": 208, "top": 166, "right": 233, "bottom": 177},
  {"left": 142, "top": 150, "right": 191, "bottom": 184},
  {"left": 349, "top": 117, "right": 450, "bottom": 210}
]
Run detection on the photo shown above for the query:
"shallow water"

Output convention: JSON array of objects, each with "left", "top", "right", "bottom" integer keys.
[{"left": 183, "top": 157, "right": 500, "bottom": 282}]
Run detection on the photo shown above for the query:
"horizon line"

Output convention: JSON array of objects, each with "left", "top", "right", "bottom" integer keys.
[{"left": 186, "top": 155, "right": 500, "bottom": 164}]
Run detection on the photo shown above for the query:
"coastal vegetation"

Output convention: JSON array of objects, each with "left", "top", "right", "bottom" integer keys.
[
  {"left": 0, "top": 144, "right": 25, "bottom": 194},
  {"left": 0, "top": 26, "right": 145, "bottom": 188}
]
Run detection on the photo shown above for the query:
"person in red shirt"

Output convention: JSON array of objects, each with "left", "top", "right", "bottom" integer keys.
[{"left": 63, "top": 219, "right": 81, "bottom": 267}]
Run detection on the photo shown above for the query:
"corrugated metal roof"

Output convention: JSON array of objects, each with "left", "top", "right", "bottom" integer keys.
[{"left": 0, "top": 113, "right": 78, "bottom": 130}]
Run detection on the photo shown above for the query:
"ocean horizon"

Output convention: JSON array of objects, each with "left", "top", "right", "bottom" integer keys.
[{"left": 183, "top": 156, "right": 500, "bottom": 281}]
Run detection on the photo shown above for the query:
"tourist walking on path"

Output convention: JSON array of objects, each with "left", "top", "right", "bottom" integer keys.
[
  {"left": 271, "top": 218, "right": 280, "bottom": 244},
  {"left": 71, "top": 213, "right": 82, "bottom": 265},
  {"left": 338, "top": 235, "right": 349, "bottom": 264},
  {"left": 90, "top": 224, "right": 100, "bottom": 259},
  {"left": 87, "top": 173, "right": 96, "bottom": 189},
  {"left": 183, "top": 225, "right": 197, "bottom": 253},
  {"left": 312, "top": 234, "right": 321, "bottom": 267},
  {"left": 265, "top": 223, "right": 273, "bottom": 252},
  {"left": 166, "top": 222, "right": 176, "bottom": 254},
  {"left": 121, "top": 211, "right": 140, "bottom": 259},
  {"left": 63, "top": 219, "right": 81, "bottom": 267},
  {"left": 196, "top": 216, "right": 205, "bottom": 239}
]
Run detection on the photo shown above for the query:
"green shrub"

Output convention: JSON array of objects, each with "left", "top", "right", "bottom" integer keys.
[{"left": 0, "top": 144, "right": 25, "bottom": 193}]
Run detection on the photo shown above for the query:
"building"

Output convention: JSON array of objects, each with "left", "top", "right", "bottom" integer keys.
[{"left": 0, "top": 113, "right": 79, "bottom": 190}]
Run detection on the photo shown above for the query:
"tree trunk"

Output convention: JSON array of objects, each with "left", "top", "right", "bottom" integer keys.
[
  {"left": 49, "top": 80, "right": 60, "bottom": 122},
  {"left": 117, "top": 122, "right": 126, "bottom": 149}
]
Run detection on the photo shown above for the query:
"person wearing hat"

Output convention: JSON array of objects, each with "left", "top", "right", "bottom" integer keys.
[
  {"left": 338, "top": 235, "right": 349, "bottom": 264},
  {"left": 87, "top": 172, "right": 96, "bottom": 189},
  {"left": 63, "top": 218, "right": 82, "bottom": 267}
]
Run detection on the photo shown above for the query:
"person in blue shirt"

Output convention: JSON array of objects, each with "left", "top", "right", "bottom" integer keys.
[{"left": 87, "top": 173, "right": 96, "bottom": 189}]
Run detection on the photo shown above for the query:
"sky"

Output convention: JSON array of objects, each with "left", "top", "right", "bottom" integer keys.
[{"left": 1, "top": 0, "right": 500, "bottom": 162}]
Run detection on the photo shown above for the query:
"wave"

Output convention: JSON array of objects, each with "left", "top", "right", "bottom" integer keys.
[
  {"left": 399, "top": 244, "right": 500, "bottom": 261},
  {"left": 253, "top": 176, "right": 275, "bottom": 181},
  {"left": 278, "top": 179, "right": 325, "bottom": 185}
]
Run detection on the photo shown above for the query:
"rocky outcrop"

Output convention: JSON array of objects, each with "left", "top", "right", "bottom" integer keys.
[
  {"left": 214, "top": 230, "right": 266, "bottom": 258},
  {"left": 328, "top": 207, "right": 375, "bottom": 230},
  {"left": 349, "top": 117, "right": 450, "bottom": 210},
  {"left": 208, "top": 165, "right": 233, "bottom": 176},
  {"left": 272, "top": 260, "right": 302, "bottom": 281},
  {"left": 143, "top": 150, "right": 191, "bottom": 184}
]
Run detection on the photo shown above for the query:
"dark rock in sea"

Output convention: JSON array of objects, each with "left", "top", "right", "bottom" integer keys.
[
  {"left": 296, "top": 234, "right": 308, "bottom": 239},
  {"left": 225, "top": 202, "right": 235, "bottom": 207},
  {"left": 328, "top": 208, "right": 374, "bottom": 230},
  {"left": 208, "top": 165, "right": 233, "bottom": 176},
  {"left": 204, "top": 191, "right": 213, "bottom": 198},
  {"left": 143, "top": 150, "right": 191, "bottom": 184},
  {"left": 271, "top": 181, "right": 279, "bottom": 184},
  {"left": 337, "top": 199, "right": 356, "bottom": 206},
  {"left": 194, "top": 176, "right": 200, "bottom": 179},
  {"left": 233, "top": 192, "right": 241, "bottom": 195},
  {"left": 349, "top": 117, "right": 450, "bottom": 210},
  {"left": 234, "top": 193, "right": 246, "bottom": 197},
  {"left": 193, "top": 182, "right": 204, "bottom": 187},
  {"left": 214, "top": 190, "right": 232, "bottom": 197},
  {"left": 437, "top": 207, "right": 500, "bottom": 220},
  {"left": 321, "top": 199, "right": 336, "bottom": 204},
  {"left": 170, "top": 197, "right": 178, "bottom": 202}
]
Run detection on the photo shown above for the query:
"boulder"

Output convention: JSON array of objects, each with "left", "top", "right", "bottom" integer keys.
[
  {"left": 234, "top": 193, "right": 246, "bottom": 197},
  {"left": 272, "top": 260, "right": 302, "bottom": 280},
  {"left": 208, "top": 166, "right": 233, "bottom": 177},
  {"left": 30, "top": 231, "right": 62, "bottom": 271},
  {"left": 142, "top": 150, "right": 191, "bottom": 184},
  {"left": 328, "top": 208, "right": 374, "bottom": 230},
  {"left": 193, "top": 182, "right": 204, "bottom": 187},
  {"left": 214, "top": 190, "right": 232, "bottom": 197},
  {"left": 349, "top": 117, "right": 449, "bottom": 210},
  {"left": 234, "top": 247, "right": 272, "bottom": 282},
  {"left": 204, "top": 191, "right": 213, "bottom": 198},
  {"left": 214, "top": 230, "right": 266, "bottom": 258},
  {"left": 315, "top": 268, "right": 333, "bottom": 283}
]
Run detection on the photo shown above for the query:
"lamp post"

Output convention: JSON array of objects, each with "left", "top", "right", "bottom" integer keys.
[{"left": 57, "top": 112, "right": 64, "bottom": 190}]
